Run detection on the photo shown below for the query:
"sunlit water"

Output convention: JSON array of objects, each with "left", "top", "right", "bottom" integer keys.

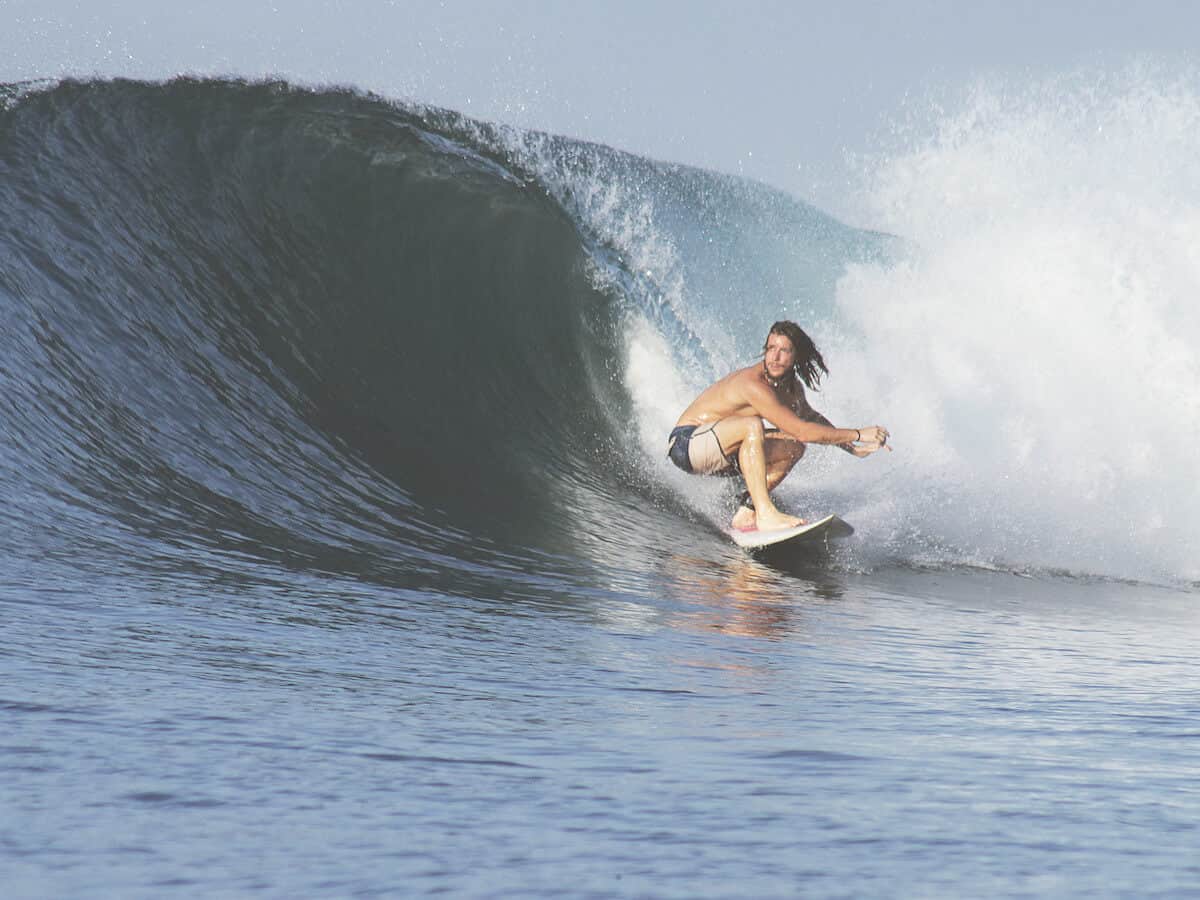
[{"left": 6, "top": 553, "right": 1198, "bottom": 898}]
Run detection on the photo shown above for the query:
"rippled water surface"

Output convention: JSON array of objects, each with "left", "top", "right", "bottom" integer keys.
[{"left": 6, "top": 559, "right": 1199, "bottom": 898}]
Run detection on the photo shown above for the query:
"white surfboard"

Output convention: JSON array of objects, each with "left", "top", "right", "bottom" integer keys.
[{"left": 724, "top": 513, "right": 854, "bottom": 550}]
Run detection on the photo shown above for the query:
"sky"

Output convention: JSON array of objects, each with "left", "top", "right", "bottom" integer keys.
[{"left": 3, "top": 0, "right": 1198, "bottom": 211}]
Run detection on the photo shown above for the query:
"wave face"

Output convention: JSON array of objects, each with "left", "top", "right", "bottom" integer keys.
[
  {"left": 0, "top": 77, "right": 868, "bottom": 592},
  {"left": 0, "top": 78, "right": 648, "bottom": 590},
  {"left": 1, "top": 74, "right": 1195, "bottom": 589}
]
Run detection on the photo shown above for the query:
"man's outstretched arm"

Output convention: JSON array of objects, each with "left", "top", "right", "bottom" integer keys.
[
  {"left": 794, "top": 392, "right": 886, "bottom": 457},
  {"left": 792, "top": 391, "right": 860, "bottom": 454}
]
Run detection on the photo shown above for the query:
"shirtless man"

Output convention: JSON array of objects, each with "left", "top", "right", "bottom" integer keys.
[{"left": 667, "top": 320, "right": 889, "bottom": 531}]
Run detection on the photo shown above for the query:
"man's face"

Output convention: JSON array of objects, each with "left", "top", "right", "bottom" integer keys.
[{"left": 763, "top": 333, "right": 796, "bottom": 381}]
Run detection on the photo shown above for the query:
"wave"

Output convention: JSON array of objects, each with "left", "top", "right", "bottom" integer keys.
[
  {"left": 1, "top": 73, "right": 1195, "bottom": 589},
  {"left": 0, "top": 77, "right": 863, "bottom": 588},
  {"left": 0, "top": 79, "right": 621, "bottom": 585}
]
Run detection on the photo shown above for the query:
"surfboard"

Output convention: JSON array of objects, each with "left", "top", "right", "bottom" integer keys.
[{"left": 724, "top": 513, "right": 854, "bottom": 550}]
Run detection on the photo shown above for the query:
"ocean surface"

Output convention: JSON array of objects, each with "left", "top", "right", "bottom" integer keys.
[{"left": 3, "top": 77, "right": 1199, "bottom": 898}]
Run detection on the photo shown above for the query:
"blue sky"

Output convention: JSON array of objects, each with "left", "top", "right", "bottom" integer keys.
[{"left": 4, "top": 0, "right": 1197, "bottom": 206}]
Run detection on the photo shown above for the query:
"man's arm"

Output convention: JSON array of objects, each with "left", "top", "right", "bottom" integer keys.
[
  {"left": 741, "top": 377, "right": 860, "bottom": 445},
  {"left": 793, "top": 390, "right": 858, "bottom": 455}
]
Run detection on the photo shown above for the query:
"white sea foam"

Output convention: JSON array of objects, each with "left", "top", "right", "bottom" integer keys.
[{"left": 825, "top": 66, "right": 1200, "bottom": 582}]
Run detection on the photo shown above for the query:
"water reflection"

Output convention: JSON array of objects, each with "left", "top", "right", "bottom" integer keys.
[{"left": 655, "top": 546, "right": 847, "bottom": 639}]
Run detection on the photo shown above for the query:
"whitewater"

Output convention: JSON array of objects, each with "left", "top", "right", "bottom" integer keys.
[{"left": 3, "top": 67, "right": 1199, "bottom": 899}]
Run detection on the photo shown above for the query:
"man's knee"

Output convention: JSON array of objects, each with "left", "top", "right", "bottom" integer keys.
[
  {"left": 735, "top": 417, "right": 766, "bottom": 450},
  {"left": 768, "top": 434, "right": 806, "bottom": 462}
]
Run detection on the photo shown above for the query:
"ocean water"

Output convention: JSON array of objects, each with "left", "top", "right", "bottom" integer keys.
[{"left": 2, "top": 76, "right": 1199, "bottom": 898}]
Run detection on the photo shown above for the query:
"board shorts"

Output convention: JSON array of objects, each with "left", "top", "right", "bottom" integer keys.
[{"left": 667, "top": 424, "right": 741, "bottom": 476}]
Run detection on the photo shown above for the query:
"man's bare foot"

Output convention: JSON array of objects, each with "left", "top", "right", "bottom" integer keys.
[
  {"left": 731, "top": 506, "right": 757, "bottom": 531},
  {"left": 754, "top": 509, "right": 805, "bottom": 532}
]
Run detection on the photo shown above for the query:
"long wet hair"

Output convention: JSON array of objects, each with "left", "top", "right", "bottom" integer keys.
[{"left": 764, "top": 320, "right": 828, "bottom": 390}]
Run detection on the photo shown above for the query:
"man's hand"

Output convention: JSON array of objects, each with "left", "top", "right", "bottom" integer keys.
[{"left": 853, "top": 425, "right": 892, "bottom": 455}]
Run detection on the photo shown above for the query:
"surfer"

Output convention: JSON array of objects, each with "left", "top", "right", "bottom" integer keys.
[{"left": 667, "top": 320, "right": 889, "bottom": 532}]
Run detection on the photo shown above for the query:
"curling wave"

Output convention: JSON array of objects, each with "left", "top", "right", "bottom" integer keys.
[{"left": 3, "top": 73, "right": 1193, "bottom": 589}]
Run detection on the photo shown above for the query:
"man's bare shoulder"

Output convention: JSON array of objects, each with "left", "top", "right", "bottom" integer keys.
[
  {"left": 703, "top": 364, "right": 765, "bottom": 403},
  {"left": 713, "top": 364, "right": 779, "bottom": 415},
  {"left": 674, "top": 362, "right": 771, "bottom": 426},
  {"left": 728, "top": 362, "right": 773, "bottom": 396}
]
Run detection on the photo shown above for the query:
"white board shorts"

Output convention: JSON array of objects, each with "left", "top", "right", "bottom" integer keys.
[
  {"left": 686, "top": 423, "right": 738, "bottom": 475},
  {"left": 667, "top": 423, "right": 739, "bottom": 476}
]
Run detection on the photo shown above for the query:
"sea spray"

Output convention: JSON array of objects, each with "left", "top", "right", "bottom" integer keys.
[{"left": 830, "top": 66, "right": 1200, "bottom": 583}]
